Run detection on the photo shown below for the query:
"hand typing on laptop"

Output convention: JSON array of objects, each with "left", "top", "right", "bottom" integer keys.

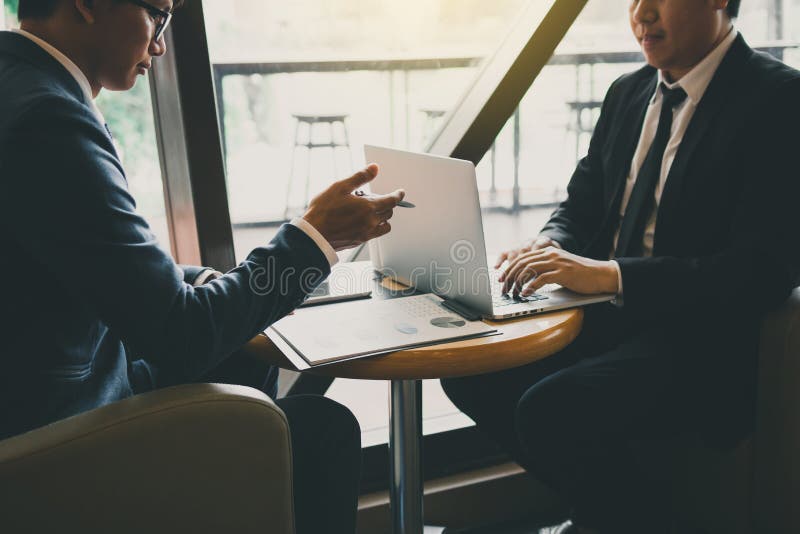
[
  {"left": 493, "top": 235, "right": 562, "bottom": 269},
  {"left": 497, "top": 239, "right": 620, "bottom": 297}
]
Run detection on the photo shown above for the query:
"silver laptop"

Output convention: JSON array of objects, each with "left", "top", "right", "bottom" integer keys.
[{"left": 364, "top": 145, "right": 615, "bottom": 320}]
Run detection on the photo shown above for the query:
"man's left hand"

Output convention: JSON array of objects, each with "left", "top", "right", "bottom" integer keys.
[{"left": 498, "top": 246, "right": 619, "bottom": 296}]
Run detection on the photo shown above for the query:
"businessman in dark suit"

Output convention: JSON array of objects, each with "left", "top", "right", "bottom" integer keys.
[
  {"left": 0, "top": 1, "right": 405, "bottom": 532},
  {"left": 443, "top": 0, "right": 800, "bottom": 532}
]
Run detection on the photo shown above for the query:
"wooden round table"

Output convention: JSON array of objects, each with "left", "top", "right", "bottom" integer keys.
[{"left": 242, "top": 279, "right": 583, "bottom": 534}]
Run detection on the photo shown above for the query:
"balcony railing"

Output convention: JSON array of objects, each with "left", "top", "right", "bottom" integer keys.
[{"left": 212, "top": 43, "right": 798, "bottom": 226}]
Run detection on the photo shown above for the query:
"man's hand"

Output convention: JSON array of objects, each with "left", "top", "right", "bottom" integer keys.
[
  {"left": 302, "top": 164, "right": 405, "bottom": 251},
  {"left": 494, "top": 235, "right": 561, "bottom": 269},
  {"left": 499, "top": 246, "right": 619, "bottom": 296}
]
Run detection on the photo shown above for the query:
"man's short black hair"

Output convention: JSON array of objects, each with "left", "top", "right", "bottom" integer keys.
[
  {"left": 18, "top": 0, "right": 59, "bottom": 20},
  {"left": 18, "top": 0, "right": 184, "bottom": 20},
  {"left": 727, "top": 0, "right": 742, "bottom": 18}
]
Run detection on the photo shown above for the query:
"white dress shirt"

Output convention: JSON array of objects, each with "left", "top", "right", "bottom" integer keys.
[
  {"left": 8, "top": 28, "right": 339, "bottom": 272},
  {"left": 612, "top": 27, "right": 738, "bottom": 258},
  {"left": 605, "top": 27, "right": 738, "bottom": 296},
  {"left": 291, "top": 217, "right": 339, "bottom": 267}
]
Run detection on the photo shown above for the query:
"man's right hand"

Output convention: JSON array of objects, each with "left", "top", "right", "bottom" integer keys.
[
  {"left": 493, "top": 235, "right": 561, "bottom": 269},
  {"left": 302, "top": 164, "right": 405, "bottom": 251}
]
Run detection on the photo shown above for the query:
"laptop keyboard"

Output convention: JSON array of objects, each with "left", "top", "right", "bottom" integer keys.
[
  {"left": 487, "top": 268, "right": 550, "bottom": 308},
  {"left": 491, "top": 290, "right": 549, "bottom": 308},
  {"left": 490, "top": 282, "right": 549, "bottom": 308}
]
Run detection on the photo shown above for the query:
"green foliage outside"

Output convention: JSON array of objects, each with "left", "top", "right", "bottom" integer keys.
[
  {"left": 5, "top": 0, "right": 18, "bottom": 23},
  {"left": 97, "top": 77, "right": 164, "bottom": 219}
]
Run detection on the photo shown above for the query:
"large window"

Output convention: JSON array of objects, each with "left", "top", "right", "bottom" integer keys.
[
  {"left": 3, "top": 0, "right": 172, "bottom": 253},
  {"left": 1, "top": 0, "right": 12, "bottom": 28},
  {"left": 96, "top": 83, "right": 171, "bottom": 250},
  {"left": 202, "top": 0, "right": 543, "bottom": 258},
  {"left": 201, "top": 0, "right": 548, "bottom": 447},
  {"left": 200, "top": 0, "right": 800, "bottom": 454}
]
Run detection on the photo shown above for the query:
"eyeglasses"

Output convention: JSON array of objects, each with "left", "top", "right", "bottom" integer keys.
[{"left": 126, "top": 0, "right": 173, "bottom": 42}]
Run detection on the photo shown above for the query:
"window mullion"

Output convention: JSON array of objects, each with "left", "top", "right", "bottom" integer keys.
[
  {"left": 149, "top": 1, "right": 235, "bottom": 271},
  {"left": 428, "top": 0, "right": 589, "bottom": 163}
]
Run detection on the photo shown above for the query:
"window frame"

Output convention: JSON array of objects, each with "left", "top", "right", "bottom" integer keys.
[
  {"left": 428, "top": 0, "right": 589, "bottom": 161},
  {"left": 150, "top": 1, "right": 236, "bottom": 270}
]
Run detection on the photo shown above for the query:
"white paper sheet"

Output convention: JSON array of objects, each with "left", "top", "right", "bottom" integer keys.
[{"left": 269, "top": 294, "right": 497, "bottom": 366}]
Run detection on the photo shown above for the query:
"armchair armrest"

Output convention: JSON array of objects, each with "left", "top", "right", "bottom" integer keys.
[
  {"left": 753, "top": 288, "right": 800, "bottom": 533},
  {"left": 0, "top": 384, "right": 294, "bottom": 534}
]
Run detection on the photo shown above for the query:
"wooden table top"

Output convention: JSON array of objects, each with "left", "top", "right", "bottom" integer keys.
[{"left": 240, "top": 271, "right": 584, "bottom": 381}]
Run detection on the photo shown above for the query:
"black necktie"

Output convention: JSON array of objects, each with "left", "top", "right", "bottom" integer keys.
[{"left": 615, "top": 83, "right": 687, "bottom": 258}]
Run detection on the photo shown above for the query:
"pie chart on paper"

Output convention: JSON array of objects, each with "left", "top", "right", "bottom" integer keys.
[
  {"left": 430, "top": 316, "right": 467, "bottom": 329},
  {"left": 394, "top": 322, "right": 418, "bottom": 335}
]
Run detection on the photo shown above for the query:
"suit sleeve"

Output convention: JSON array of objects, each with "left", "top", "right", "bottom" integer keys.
[
  {"left": 0, "top": 96, "right": 330, "bottom": 386},
  {"left": 538, "top": 79, "right": 619, "bottom": 254},
  {"left": 615, "top": 77, "right": 800, "bottom": 318}
]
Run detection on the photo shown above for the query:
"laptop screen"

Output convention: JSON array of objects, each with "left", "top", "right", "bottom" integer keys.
[{"left": 364, "top": 145, "right": 494, "bottom": 315}]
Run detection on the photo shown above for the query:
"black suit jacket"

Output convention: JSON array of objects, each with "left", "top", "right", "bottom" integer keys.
[
  {"left": 540, "top": 35, "right": 800, "bottom": 443},
  {"left": 0, "top": 32, "right": 329, "bottom": 440}
]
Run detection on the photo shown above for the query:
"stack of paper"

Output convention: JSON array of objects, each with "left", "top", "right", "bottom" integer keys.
[{"left": 268, "top": 294, "right": 497, "bottom": 368}]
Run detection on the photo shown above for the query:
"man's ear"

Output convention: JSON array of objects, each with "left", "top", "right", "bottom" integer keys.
[
  {"left": 712, "top": 0, "right": 730, "bottom": 13},
  {"left": 74, "top": 0, "right": 96, "bottom": 24}
]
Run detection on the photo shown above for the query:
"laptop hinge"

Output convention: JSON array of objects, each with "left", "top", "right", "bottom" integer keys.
[{"left": 441, "top": 299, "right": 484, "bottom": 321}]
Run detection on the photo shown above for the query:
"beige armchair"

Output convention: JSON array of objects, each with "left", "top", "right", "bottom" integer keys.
[{"left": 0, "top": 383, "right": 295, "bottom": 534}]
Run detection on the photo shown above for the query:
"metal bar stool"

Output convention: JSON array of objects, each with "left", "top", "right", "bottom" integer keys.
[{"left": 284, "top": 113, "right": 352, "bottom": 220}]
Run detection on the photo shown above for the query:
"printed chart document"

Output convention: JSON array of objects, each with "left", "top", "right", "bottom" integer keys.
[{"left": 267, "top": 294, "right": 497, "bottom": 369}]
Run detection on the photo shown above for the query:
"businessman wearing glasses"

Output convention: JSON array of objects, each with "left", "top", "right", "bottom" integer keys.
[{"left": 0, "top": 1, "right": 406, "bottom": 533}]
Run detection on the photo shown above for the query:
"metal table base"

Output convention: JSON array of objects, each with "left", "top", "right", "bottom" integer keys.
[{"left": 389, "top": 379, "right": 423, "bottom": 533}]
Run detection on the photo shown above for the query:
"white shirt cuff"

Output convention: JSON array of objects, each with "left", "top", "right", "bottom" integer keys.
[
  {"left": 290, "top": 218, "right": 339, "bottom": 267},
  {"left": 610, "top": 259, "right": 624, "bottom": 306},
  {"left": 192, "top": 269, "right": 222, "bottom": 286}
]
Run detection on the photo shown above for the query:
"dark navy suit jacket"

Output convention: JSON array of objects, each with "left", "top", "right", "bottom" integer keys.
[
  {"left": 0, "top": 32, "right": 329, "bottom": 440},
  {"left": 540, "top": 35, "right": 800, "bottom": 444}
]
